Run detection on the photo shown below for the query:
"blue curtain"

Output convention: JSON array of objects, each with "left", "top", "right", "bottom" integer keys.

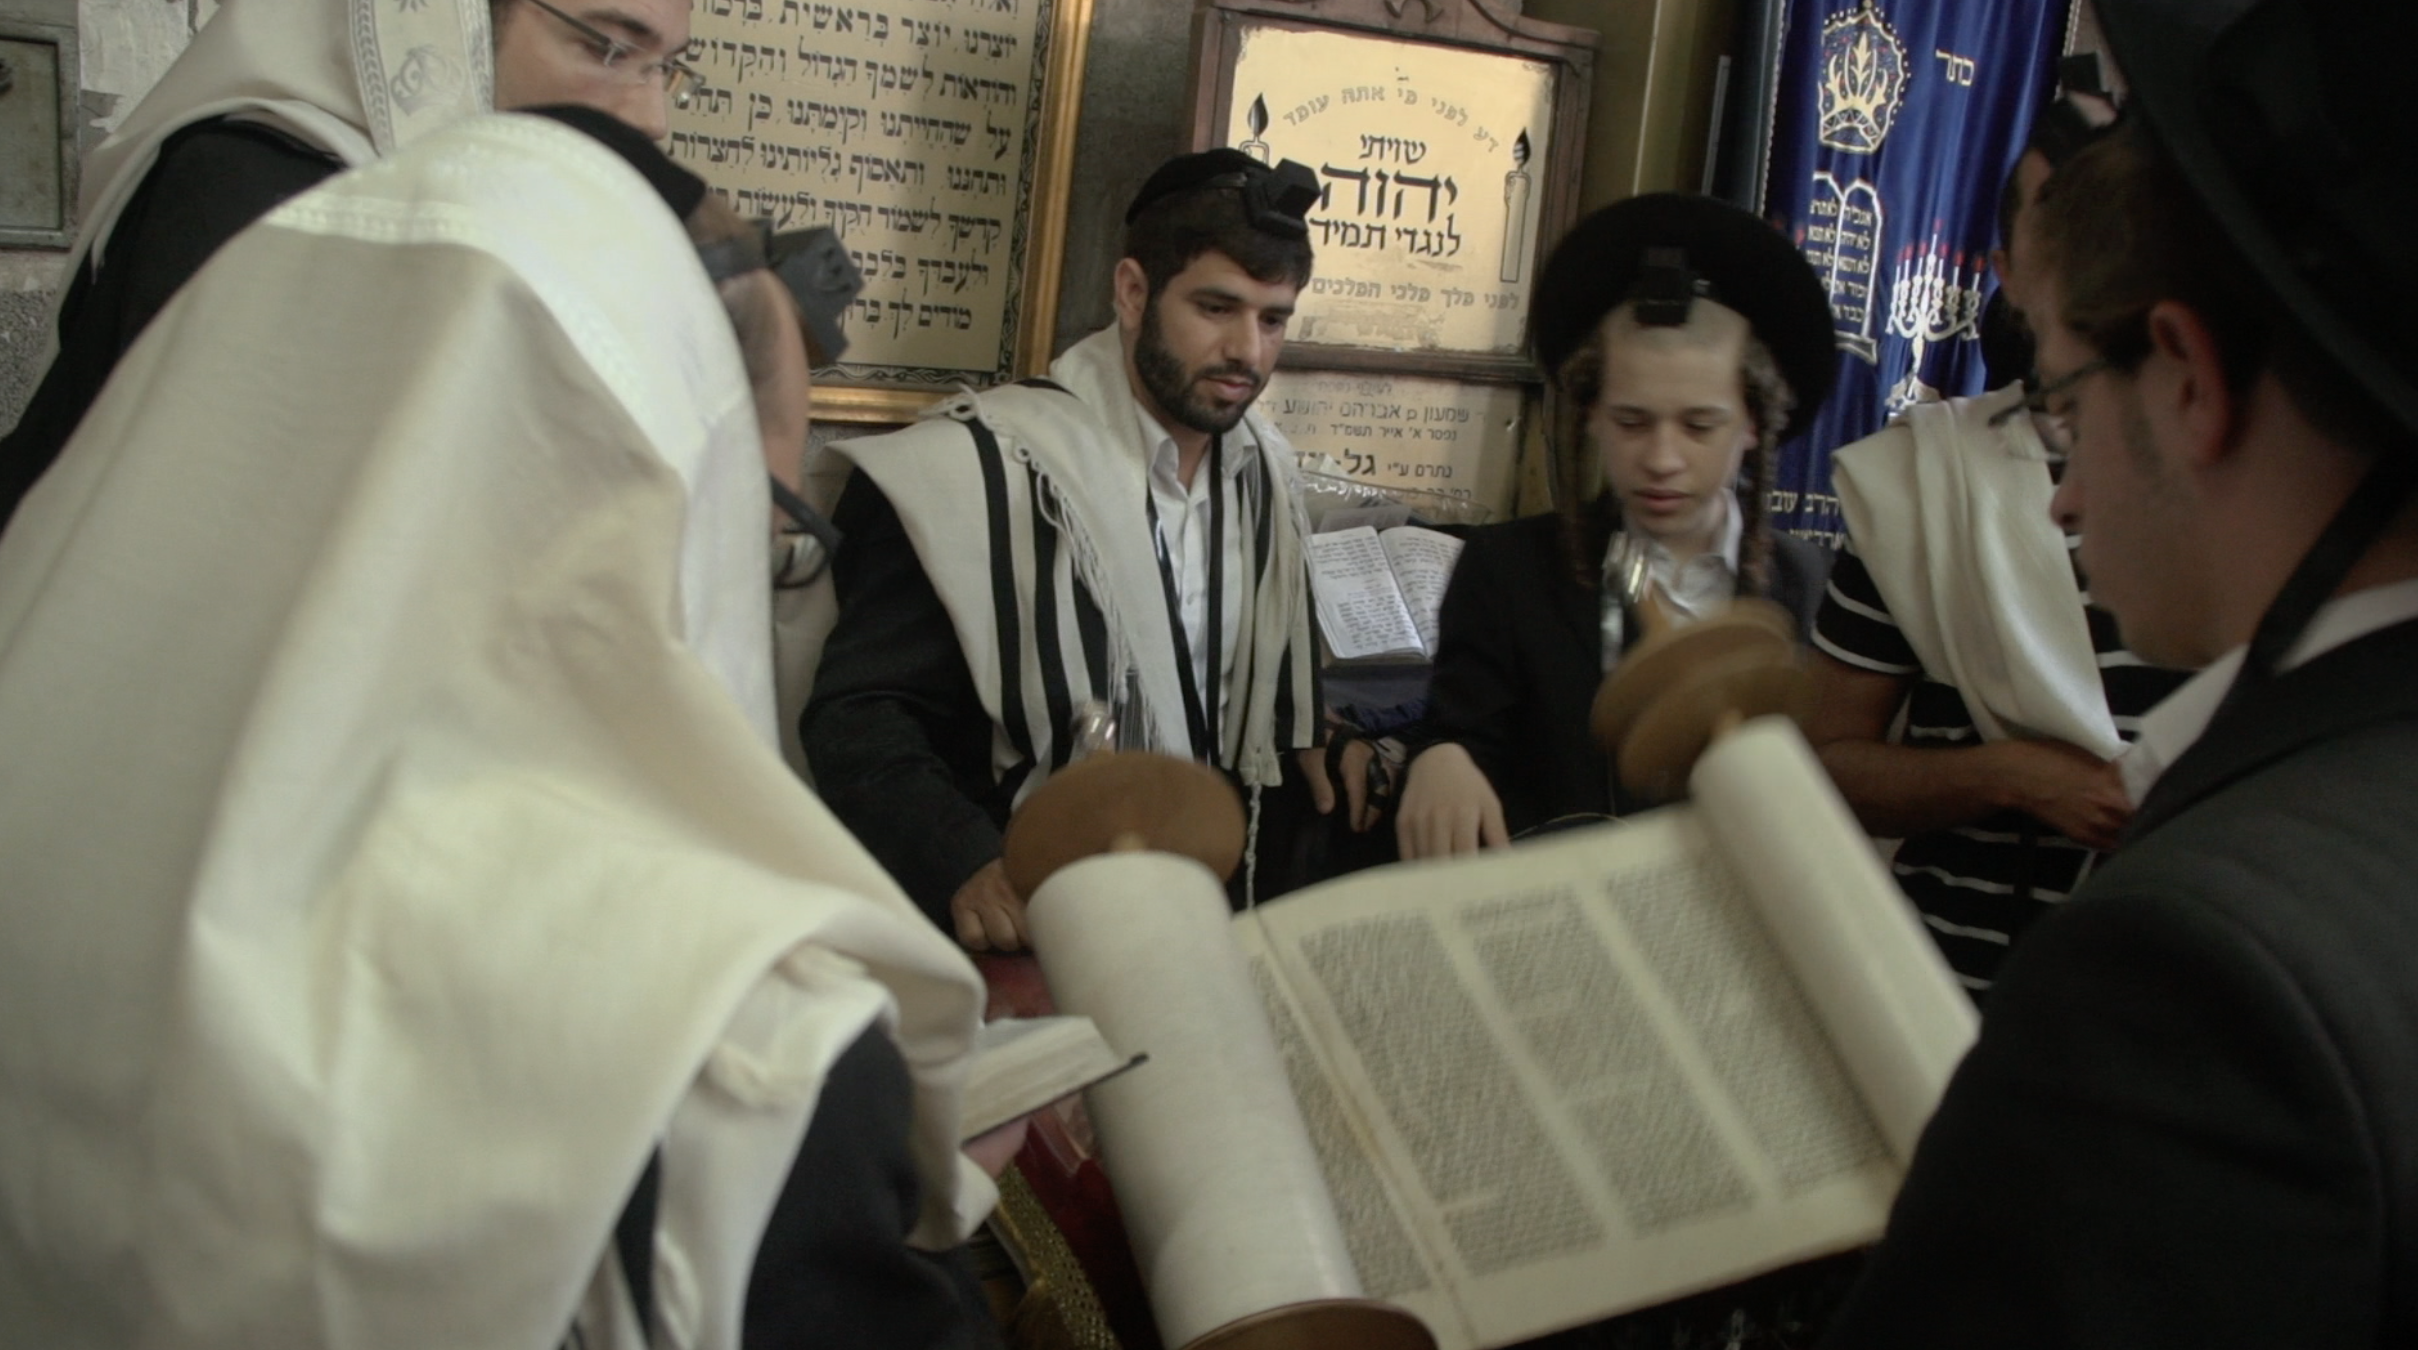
[{"left": 1760, "top": 0, "right": 2069, "bottom": 545}]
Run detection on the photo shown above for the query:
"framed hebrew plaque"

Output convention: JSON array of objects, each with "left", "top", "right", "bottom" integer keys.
[
  {"left": 1187, "top": 0, "right": 1595, "bottom": 384},
  {"left": 1261, "top": 368, "right": 1524, "bottom": 517},
  {"left": 672, "top": 0, "right": 1094, "bottom": 421}
]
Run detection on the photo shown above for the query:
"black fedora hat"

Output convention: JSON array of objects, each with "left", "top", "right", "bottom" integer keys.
[
  {"left": 1529, "top": 193, "right": 1838, "bottom": 437},
  {"left": 2095, "top": 0, "right": 2418, "bottom": 437}
]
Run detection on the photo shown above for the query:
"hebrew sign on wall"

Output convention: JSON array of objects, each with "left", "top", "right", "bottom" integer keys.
[
  {"left": 1219, "top": 23, "right": 1556, "bottom": 360},
  {"left": 672, "top": 0, "right": 1079, "bottom": 400}
]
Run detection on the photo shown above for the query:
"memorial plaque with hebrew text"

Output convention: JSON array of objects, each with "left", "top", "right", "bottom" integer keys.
[
  {"left": 1220, "top": 25, "right": 1556, "bottom": 359},
  {"left": 672, "top": 0, "right": 1061, "bottom": 388},
  {"left": 1263, "top": 369, "right": 1523, "bottom": 518}
]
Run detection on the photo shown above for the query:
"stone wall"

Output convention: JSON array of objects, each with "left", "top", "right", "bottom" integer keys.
[{"left": 1044, "top": 0, "right": 1194, "bottom": 355}]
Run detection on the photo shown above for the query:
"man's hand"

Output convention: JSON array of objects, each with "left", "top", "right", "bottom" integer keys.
[
  {"left": 1996, "top": 739, "right": 2133, "bottom": 851},
  {"left": 1300, "top": 741, "right": 1381, "bottom": 832},
  {"left": 950, "top": 859, "right": 1028, "bottom": 953},
  {"left": 963, "top": 1115, "right": 1031, "bottom": 1178},
  {"left": 1810, "top": 653, "right": 2134, "bottom": 846},
  {"left": 1395, "top": 742, "right": 1509, "bottom": 860}
]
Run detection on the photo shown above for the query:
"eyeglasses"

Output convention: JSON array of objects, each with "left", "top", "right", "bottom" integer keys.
[
  {"left": 1990, "top": 356, "right": 2115, "bottom": 459},
  {"left": 521, "top": 0, "right": 707, "bottom": 109}
]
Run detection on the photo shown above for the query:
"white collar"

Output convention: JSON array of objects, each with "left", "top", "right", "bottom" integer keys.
[
  {"left": 1619, "top": 492, "right": 1744, "bottom": 575},
  {"left": 2122, "top": 575, "right": 2418, "bottom": 804},
  {"left": 1145, "top": 426, "right": 1260, "bottom": 489},
  {"left": 1138, "top": 399, "right": 1261, "bottom": 488}
]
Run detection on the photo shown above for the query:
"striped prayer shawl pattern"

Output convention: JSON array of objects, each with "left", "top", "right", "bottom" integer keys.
[{"left": 835, "top": 329, "right": 1320, "bottom": 817}]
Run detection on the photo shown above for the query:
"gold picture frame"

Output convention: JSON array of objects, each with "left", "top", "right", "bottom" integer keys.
[{"left": 672, "top": 0, "right": 1096, "bottom": 423}]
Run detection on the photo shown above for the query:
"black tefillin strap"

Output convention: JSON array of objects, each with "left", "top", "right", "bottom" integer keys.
[
  {"left": 768, "top": 476, "right": 844, "bottom": 588},
  {"left": 610, "top": 1151, "right": 663, "bottom": 1344},
  {"left": 696, "top": 220, "right": 863, "bottom": 367},
  {"left": 1142, "top": 435, "right": 1227, "bottom": 762}
]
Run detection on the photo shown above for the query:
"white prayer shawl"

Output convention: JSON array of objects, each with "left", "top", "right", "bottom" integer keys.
[
  {"left": 1831, "top": 384, "right": 2122, "bottom": 759},
  {"left": 0, "top": 114, "right": 987, "bottom": 1350},
  {"left": 74, "top": 0, "right": 493, "bottom": 275},
  {"left": 829, "top": 327, "right": 1320, "bottom": 802}
]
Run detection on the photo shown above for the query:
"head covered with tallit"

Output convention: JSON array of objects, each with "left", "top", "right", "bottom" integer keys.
[
  {"left": 0, "top": 111, "right": 986, "bottom": 1348},
  {"left": 74, "top": 0, "right": 499, "bottom": 273}
]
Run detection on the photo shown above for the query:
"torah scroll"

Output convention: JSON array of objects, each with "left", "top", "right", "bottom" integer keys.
[{"left": 1026, "top": 851, "right": 1371, "bottom": 1347}]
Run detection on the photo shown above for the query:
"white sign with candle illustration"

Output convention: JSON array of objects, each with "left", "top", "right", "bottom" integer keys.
[{"left": 1222, "top": 24, "right": 1557, "bottom": 358}]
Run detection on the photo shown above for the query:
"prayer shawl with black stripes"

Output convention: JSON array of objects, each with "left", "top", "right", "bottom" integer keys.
[{"left": 830, "top": 327, "right": 1319, "bottom": 812}]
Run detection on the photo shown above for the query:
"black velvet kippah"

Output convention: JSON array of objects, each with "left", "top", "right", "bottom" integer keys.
[
  {"left": 524, "top": 104, "right": 709, "bottom": 219},
  {"left": 1529, "top": 193, "right": 1838, "bottom": 435}
]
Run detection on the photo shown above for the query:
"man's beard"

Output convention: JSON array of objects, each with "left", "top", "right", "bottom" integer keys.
[{"left": 1135, "top": 300, "right": 1263, "bottom": 435}]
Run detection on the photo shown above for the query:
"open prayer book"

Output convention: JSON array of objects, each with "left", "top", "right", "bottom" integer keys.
[
  {"left": 961, "top": 1015, "right": 1141, "bottom": 1142},
  {"left": 1306, "top": 524, "right": 1466, "bottom": 661},
  {"left": 1030, "top": 720, "right": 1976, "bottom": 1350}
]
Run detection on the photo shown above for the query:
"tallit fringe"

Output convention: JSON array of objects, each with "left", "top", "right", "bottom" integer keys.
[
  {"left": 1236, "top": 487, "right": 1317, "bottom": 790},
  {"left": 910, "top": 381, "right": 1314, "bottom": 792},
  {"left": 1014, "top": 440, "right": 1171, "bottom": 757}
]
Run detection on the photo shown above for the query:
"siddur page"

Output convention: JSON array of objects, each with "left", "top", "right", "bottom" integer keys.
[
  {"left": 1378, "top": 526, "right": 1464, "bottom": 656},
  {"left": 1307, "top": 527, "right": 1424, "bottom": 658}
]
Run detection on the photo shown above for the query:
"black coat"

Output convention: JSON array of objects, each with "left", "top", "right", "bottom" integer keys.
[
  {"left": 1825, "top": 616, "right": 2418, "bottom": 1348},
  {"left": 1416, "top": 510, "right": 1830, "bottom": 836}
]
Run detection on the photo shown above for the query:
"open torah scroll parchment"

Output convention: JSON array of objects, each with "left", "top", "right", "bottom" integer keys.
[{"left": 1026, "top": 718, "right": 1976, "bottom": 1350}]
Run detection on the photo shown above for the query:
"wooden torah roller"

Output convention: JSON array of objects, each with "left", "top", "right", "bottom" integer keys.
[
  {"left": 1001, "top": 753, "right": 1437, "bottom": 1350},
  {"left": 1000, "top": 751, "right": 1247, "bottom": 897},
  {"left": 1181, "top": 1298, "right": 1435, "bottom": 1350},
  {"left": 1589, "top": 596, "right": 1811, "bottom": 804}
]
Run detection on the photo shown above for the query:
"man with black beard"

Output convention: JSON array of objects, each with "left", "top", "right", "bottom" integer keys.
[{"left": 802, "top": 151, "right": 1341, "bottom": 951}]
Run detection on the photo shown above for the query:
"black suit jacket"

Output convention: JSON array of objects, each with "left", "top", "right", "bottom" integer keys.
[
  {"left": 1825, "top": 616, "right": 2418, "bottom": 1348},
  {"left": 801, "top": 476, "right": 1020, "bottom": 928},
  {"left": 1416, "top": 510, "right": 1830, "bottom": 836}
]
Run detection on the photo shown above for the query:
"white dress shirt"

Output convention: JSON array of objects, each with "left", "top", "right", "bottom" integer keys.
[
  {"left": 2121, "top": 575, "right": 2418, "bottom": 804},
  {"left": 1600, "top": 494, "right": 1745, "bottom": 670}
]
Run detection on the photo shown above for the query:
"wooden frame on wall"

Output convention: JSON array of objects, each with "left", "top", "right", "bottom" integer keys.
[
  {"left": 1182, "top": 0, "right": 1595, "bottom": 522},
  {"left": 1184, "top": 0, "right": 1596, "bottom": 385},
  {"left": 0, "top": 15, "right": 81, "bottom": 250},
  {"left": 671, "top": 0, "right": 1095, "bottom": 424}
]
